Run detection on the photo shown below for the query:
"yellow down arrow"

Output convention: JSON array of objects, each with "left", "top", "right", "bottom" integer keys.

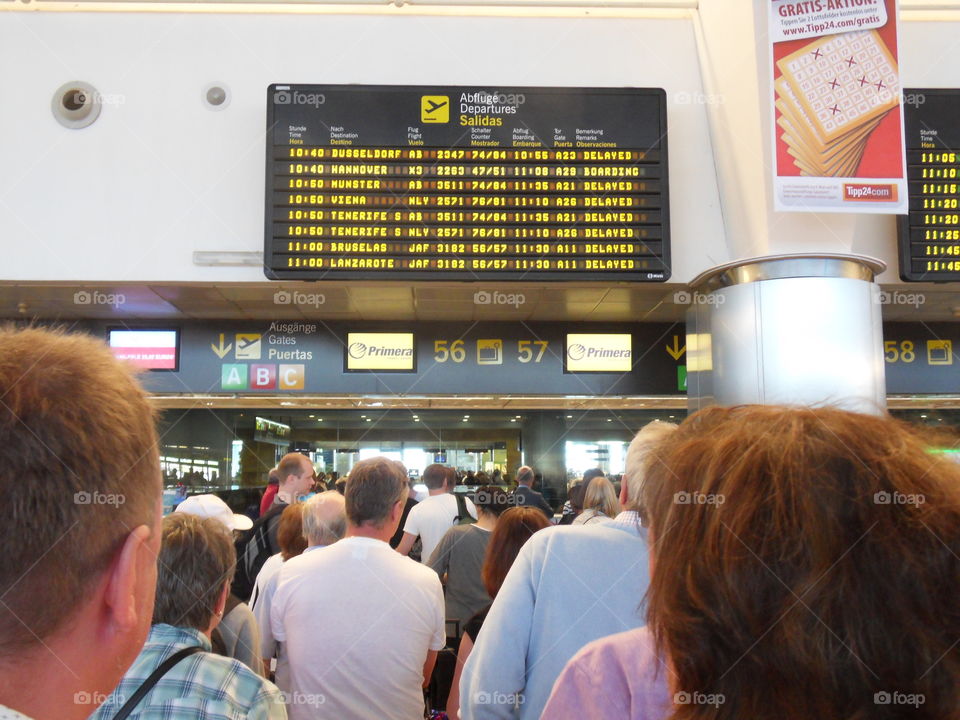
[
  {"left": 666, "top": 335, "right": 686, "bottom": 361},
  {"left": 211, "top": 333, "right": 233, "bottom": 359}
]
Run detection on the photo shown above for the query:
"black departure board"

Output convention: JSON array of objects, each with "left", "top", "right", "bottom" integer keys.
[
  {"left": 264, "top": 85, "right": 670, "bottom": 281},
  {"left": 898, "top": 89, "right": 960, "bottom": 282}
]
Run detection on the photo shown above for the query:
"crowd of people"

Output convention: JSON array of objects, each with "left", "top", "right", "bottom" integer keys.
[{"left": 0, "top": 326, "right": 958, "bottom": 720}]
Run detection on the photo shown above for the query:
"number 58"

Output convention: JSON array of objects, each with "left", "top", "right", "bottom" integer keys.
[{"left": 884, "top": 340, "right": 915, "bottom": 363}]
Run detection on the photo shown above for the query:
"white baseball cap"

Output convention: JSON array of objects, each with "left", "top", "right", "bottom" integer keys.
[{"left": 176, "top": 494, "right": 254, "bottom": 532}]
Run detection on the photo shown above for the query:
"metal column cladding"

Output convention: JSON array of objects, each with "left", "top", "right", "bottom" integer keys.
[
  {"left": 685, "top": 254, "right": 887, "bottom": 416},
  {"left": 264, "top": 85, "right": 670, "bottom": 281}
]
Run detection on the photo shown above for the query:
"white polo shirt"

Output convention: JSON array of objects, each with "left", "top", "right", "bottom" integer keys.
[{"left": 271, "top": 536, "right": 445, "bottom": 720}]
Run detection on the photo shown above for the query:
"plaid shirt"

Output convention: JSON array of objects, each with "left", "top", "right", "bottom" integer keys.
[
  {"left": 88, "top": 624, "right": 286, "bottom": 720},
  {"left": 606, "top": 510, "right": 644, "bottom": 535}
]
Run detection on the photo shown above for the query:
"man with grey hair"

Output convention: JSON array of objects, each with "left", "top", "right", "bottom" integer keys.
[
  {"left": 460, "top": 421, "right": 677, "bottom": 720},
  {"left": 271, "top": 458, "right": 445, "bottom": 720},
  {"left": 300, "top": 489, "right": 348, "bottom": 546},
  {"left": 90, "top": 513, "right": 286, "bottom": 719},
  {"left": 256, "top": 491, "right": 346, "bottom": 687}
]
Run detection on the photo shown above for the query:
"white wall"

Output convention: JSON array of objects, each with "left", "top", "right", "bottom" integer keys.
[
  {"left": 0, "top": 10, "right": 725, "bottom": 282},
  {"left": 1, "top": 7, "right": 956, "bottom": 285}
]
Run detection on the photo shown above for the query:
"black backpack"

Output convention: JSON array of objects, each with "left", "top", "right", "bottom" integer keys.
[{"left": 233, "top": 505, "right": 283, "bottom": 601}]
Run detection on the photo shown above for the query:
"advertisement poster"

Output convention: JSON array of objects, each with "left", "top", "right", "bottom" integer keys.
[{"left": 770, "top": 0, "right": 907, "bottom": 213}]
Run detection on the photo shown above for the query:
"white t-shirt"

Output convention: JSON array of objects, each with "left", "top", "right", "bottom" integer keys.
[
  {"left": 271, "top": 536, "right": 446, "bottom": 720},
  {"left": 250, "top": 552, "right": 283, "bottom": 608},
  {"left": 403, "top": 493, "right": 477, "bottom": 564},
  {"left": 255, "top": 545, "right": 327, "bottom": 692}
]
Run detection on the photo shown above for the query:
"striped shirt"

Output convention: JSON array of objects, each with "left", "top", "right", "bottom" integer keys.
[{"left": 88, "top": 624, "right": 286, "bottom": 720}]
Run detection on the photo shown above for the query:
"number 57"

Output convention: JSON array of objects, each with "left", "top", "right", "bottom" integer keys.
[{"left": 518, "top": 340, "right": 549, "bottom": 363}]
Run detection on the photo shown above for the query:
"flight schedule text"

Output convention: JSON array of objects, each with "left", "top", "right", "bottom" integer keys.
[{"left": 265, "top": 85, "right": 670, "bottom": 281}]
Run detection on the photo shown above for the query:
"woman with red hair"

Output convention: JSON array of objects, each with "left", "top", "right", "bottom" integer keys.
[{"left": 543, "top": 405, "right": 960, "bottom": 720}]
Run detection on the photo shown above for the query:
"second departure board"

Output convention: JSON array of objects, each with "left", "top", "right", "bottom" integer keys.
[
  {"left": 264, "top": 85, "right": 669, "bottom": 281},
  {"left": 898, "top": 89, "right": 960, "bottom": 282}
]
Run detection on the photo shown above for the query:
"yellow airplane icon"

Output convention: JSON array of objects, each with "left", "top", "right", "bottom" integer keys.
[{"left": 421, "top": 95, "right": 449, "bottom": 123}]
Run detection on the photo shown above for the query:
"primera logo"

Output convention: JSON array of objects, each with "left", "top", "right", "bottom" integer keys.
[
  {"left": 346, "top": 333, "right": 415, "bottom": 371},
  {"left": 274, "top": 90, "right": 326, "bottom": 107},
  {"left": 348, "top": 342, "right": 368, "bottom": 359},
  {"left": 348, "top": 341, "right": 413, "bottom": 360},
  {"left": 566, "top": 333, "right": 632, "bottom": 372}
]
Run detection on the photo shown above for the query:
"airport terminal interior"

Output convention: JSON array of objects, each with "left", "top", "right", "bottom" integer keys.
[{"left": 3, "top": 0, "right": 960, "bottom": 718}]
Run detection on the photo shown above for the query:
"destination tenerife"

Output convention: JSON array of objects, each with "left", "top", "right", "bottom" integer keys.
[{"left": 265, "top": 84, "right": 670, "bottom": 281}]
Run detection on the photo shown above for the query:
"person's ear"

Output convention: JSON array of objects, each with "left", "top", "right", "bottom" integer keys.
[
  {"left": 619, "top": 480, "right": 629, "bottom": 508},
  {"left": 214, "top": 583, "right": 229, "bottom": 616},
  {"left": 104, "top": 524, "right": 155, "bottom": 633}
]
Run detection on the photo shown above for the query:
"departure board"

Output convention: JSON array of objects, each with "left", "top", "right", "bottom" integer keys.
[
  {"left": 264, "top": 85, "right": 670, "bottom": 281},
  {"left": 898, "top": 89, "right": 960, "bottom": 282}
]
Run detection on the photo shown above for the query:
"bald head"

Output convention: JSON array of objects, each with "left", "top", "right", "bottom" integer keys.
[
  {"left": 516, "top": 466, "right": 535, "bottom": 486},
  {"left": 302, "top": 491, "right": 347, "bottom": 546}
]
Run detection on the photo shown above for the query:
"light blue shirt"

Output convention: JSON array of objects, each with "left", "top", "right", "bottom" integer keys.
[{"left": 459, "top": 511, "right": 651, "bottom": 720}]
